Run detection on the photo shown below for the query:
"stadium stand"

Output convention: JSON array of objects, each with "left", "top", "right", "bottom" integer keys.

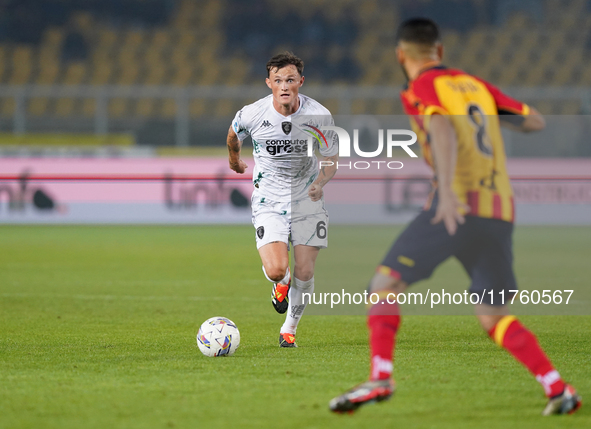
[{"left": 0, "top": 0, "right": 588, "bottom": 120}]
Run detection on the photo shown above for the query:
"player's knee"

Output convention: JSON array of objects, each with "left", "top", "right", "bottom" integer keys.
[
  {"left": 293, "top": 260, "right": 315, "bottom": 281},
  {"left": 475, "top": 312, "right": 506, "bottom": 332},
  {"left": 295, "top": 267, "right": 314, "bottom": 282},
  {"left": 265, "top": 264, "right": 288, "bottom": 282},
  {"left": 369, "top": 272, "right": 407, "bottom": 294}
]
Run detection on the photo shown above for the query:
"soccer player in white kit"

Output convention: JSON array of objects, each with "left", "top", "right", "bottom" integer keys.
[{"left": 227, "top": 52, "right": 338, "bottom": 347}]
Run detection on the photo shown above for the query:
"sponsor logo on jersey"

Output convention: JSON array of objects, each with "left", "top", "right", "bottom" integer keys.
[
  {"left": 264, "top": 139, "right": 308, "bottom": 156},
  {"left": 261, "top": 120, "right": 272, "bottom": 127},
  {"left": 281, "top": 121, "right": 292, "bottom": 134}
]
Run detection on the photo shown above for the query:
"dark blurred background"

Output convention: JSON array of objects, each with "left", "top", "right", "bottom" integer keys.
[{"left": 0, "top": 0, "right": 589, "bottom": 153}]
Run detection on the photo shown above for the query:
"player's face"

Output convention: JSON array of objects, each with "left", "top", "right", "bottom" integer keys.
[{"left": 266, "top": 65, "right": 304, "bottom": 108}]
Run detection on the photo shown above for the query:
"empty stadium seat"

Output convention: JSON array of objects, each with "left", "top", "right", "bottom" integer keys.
[{"left": 0, "top": 0, "right": 586, "bottom": 120}]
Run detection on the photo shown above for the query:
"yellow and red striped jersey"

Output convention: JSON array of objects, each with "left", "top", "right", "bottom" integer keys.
[{"left": 401, "top": 65, "right": 530, "bottom": 223}]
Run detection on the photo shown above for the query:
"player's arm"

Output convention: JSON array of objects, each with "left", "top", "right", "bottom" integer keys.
[
  {"left": 308, "top": 153, "right": 338, "bottom": 202},
  {"left": 499, "top": 106, "right": 546, "bottom": 133},
  {"left": 477, "top": 78, "right": 546, "bottom": 133},
  {"left": 429, "top": 114, "right": 469, "bottom": 235},
  {"left": 227, "top": 126, "right": 248, "bottom": 174}
]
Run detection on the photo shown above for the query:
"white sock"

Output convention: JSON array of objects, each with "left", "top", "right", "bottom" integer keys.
[
  {"left": 280, "top": 277, "right": 314, "bottom": 335},
  {"left": 262, "top": 266, "right": 290, "bottom": 285}
]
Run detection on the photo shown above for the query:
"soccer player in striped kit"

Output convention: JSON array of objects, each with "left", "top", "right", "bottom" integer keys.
[{"left": 329, "top": 18, "right": 581, "bottom": 416}]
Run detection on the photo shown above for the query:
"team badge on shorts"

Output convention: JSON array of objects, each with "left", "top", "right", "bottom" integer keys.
[
  {"left": 257, "top": 226, "right": 265, "bottom": 239},
  {"left": 282, "top": 122, "right": 292, "bottom": 134}
]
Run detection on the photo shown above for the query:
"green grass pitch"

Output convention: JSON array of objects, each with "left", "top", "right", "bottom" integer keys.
[{"left": 0, "top": 225, "right": 589, "bottom": 429}]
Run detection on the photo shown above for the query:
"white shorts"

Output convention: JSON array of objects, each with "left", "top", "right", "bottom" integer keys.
[{"left": 251, "top": 196, "right": 329, "bottom": 250}]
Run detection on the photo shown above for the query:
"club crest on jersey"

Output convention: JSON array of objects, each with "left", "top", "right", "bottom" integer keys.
[
  {"left": 281, "top": 122, "right": 292, "bottom": 134},
  {"left": 257, "top": 226, "right": 265, "bottom": 239}
]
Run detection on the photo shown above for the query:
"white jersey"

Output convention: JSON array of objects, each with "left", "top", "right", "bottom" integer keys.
[{"left": 232, "top": 94, "right": 338, "bottom": 202}]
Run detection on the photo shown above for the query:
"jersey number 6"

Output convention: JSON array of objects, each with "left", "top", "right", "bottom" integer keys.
[{"left": 316, "top": 221, "right": 327, "bottom": 239}]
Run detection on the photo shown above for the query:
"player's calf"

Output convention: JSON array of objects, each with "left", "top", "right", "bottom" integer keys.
[{"left": 280, "top": 276, "right": 314, "bottom": 340}]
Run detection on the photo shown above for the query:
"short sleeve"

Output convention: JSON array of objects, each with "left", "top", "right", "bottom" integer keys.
[
  {"left": 231, "top": 108, "right": 250, "bottom": 141},
  {"left": 476, "top": 78, "right": 530, "bottom": 116}
]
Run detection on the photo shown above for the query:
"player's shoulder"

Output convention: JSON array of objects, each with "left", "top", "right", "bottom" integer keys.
[
  {"left": 234, "top": 94, "right": 273, "bottom": 129},
  {"left": 239, "top": 94, "right": 273, "bottom": 117},
  {"left": 403, "top": 67, "right": 451, "bottom": 105},
  {"left": 299, "top": 94, "right": 332, "bottom": 116}
]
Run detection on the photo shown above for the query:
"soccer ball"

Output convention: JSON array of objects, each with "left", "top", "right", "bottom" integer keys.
[{"left": 197, "top": 317, "right": 240, "bottom": 357}]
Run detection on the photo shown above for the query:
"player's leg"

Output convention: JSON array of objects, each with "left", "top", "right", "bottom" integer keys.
[
  {"left": 253, "top": 201, "right": 292, "bottom": 314},
  {"left": 364, "top": 209, "right": 458, "bottom": 382},
  {"left": 367, "top": 270, "right": 406, "bottom": 381},
  {"left": 330, "top": 209, "right": 458, "bottom": 413},
  {"left": 258, "top": 241, "right": 289, "bottom": 282},
  {"left": 475, "top": 305, "right": 581, "bottom": 415},
  {"left": 462, "top": 218, "right": 581, "bottom": 415},
  {"left": 283, "top": 198, "right": 328, "bottom": 347},
  {"left": 278, "top": 244, "right": 319, "bottom": 347},
  {"left": 258, "top": 241, "right": 292, "bottom": 314},
  {"left": 328, "top": 271, "right": 405, "bottom": 413},
  {"left": 292, "top": 243, "right": 319, "bottom": 281}
]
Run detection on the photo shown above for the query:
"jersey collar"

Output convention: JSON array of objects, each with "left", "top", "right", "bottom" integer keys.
[
  {"left": 403, "top": 63, "right": 447, "bottom": 89},
  {"left": 271, "top": 94, "right": 303, "bottom": 119},
  {"left": 417, "top": 63, "right": 446, "bottom": 78}
]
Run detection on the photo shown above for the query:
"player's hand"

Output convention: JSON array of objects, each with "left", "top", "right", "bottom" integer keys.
[
  {"left": 431, "top": 190, "right": 470, "bottom": 235},
  {"left": 229, "top": 159, "right": 248, "bottom": 174},
  {"left": 308, "top": 184, "right": 323, "bottom": 202}
]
